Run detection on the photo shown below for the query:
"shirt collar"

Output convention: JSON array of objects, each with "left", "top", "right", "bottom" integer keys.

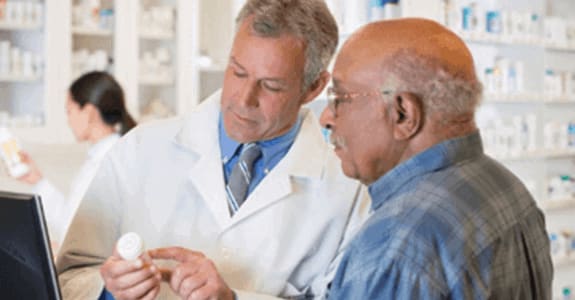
[
  {"left": 218, "top": 113, "right": 303, "bottom": 165},
  {"left": 368, "top": 131, "right": 484, "bottom": 211},
  {"left": 88, "top": 133, "right": 121, "bottom": 160}
]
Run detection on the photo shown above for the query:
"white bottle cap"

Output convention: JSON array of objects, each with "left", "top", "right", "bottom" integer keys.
[{"left": 117, "top": 232, "right": 144, "bottom": 261}]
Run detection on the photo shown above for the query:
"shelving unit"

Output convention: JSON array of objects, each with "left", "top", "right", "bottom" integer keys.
[
  {"left": 71, "top": 26, "right": 113, "bottom": 37},
  {"left": 0, "top": 74, "right": 42, "bottom": 82},
  {"left": 70, "top": 0, "right": 115, "bottom": 81},
  {"left": 446, "top": 0, "right": 575, "bottom": 293},
  {"left": 0, "top": 22, "right": 42, "bottom": 31},
  {"left": 554, "top": 256, "right": 575, "bottom": 268},
  {"left": 0, "top": 0, "right": 208, "bottom": 142},
  {"left": 136, "top": 0, "right": 177, "bottom": 121},
  {"left": 541, "top": 198, "right": 575, "bottom": 212},
  {"left": 0, "top": 0, "right": 54, "bottom": 142}
]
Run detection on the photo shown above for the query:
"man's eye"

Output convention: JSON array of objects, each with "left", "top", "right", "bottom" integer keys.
[
  {"left": 262, "top": 81, "right": 282, "bottom": 92},
  {"left": 334, "top": 98, "right": 343, "bottom": 107},
  {"left": 233, "top": 71, "right": 247, "bottom": 78}
]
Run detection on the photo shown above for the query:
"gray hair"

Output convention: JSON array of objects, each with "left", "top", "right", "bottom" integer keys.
[
  {"left": 381, "top": 49, "right": 483, "bottom": 118},
  {"left": 236, "top": 0, "right": 339, "bottom": 90}
]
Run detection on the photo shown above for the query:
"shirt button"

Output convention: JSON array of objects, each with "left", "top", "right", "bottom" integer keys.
[{"left": 264, "top": 168, "right": 269, "bottom": 174}]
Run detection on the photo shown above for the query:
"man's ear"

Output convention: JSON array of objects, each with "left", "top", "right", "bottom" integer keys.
[
  {"left": 301, "top": 71, "right": 330, "bottom": 105},
  {"left": 391, "top": 92, "right": 422, "bottom": 140}
]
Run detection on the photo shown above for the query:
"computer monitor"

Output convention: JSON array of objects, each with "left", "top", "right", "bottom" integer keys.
[{"left": 0, "top": 191, "right": 62, "bottom": 300}]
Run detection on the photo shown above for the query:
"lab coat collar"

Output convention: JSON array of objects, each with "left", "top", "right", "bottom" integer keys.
[
  {"left": 173, "top": 89, "right": 327, "bottom": 180},
  {"left": 171, "top": 90, "right": 328, "bottom": 230},
  {"left": 88, "top": 133, "right": 121, "bottom": 161}
]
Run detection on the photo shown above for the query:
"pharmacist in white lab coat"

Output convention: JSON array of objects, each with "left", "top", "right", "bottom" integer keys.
[
  {"left": 18, "top": 71, "right": 136, "bottom": 250},
  {"left": 57, "top": 1, "right": 370, "bottom": 300}
]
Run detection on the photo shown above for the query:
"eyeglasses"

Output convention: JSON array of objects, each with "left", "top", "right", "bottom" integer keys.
[{"left": 326, "top": 87, "right": 394, "bottom": 117}]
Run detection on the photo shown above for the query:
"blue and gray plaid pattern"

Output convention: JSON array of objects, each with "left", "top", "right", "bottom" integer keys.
[{"left": 328, "top": 132, "right": 553, "bottom": 299}]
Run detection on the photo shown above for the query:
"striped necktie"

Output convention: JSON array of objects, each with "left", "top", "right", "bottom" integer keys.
[{"left": 226, "top": 143, "right": 262, "bottom": 215}]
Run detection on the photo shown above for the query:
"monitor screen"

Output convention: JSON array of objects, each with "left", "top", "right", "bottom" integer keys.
[{"left": 0, "top": 191, "right": 61, "bottom": 300}]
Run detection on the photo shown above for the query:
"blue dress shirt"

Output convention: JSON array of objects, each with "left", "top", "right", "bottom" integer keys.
[
  {"left": 327, "top": 132, "right": 553, "bottom": 299},
  {"left": 219, "top": 113, "right": 302, "bottom": 196}
]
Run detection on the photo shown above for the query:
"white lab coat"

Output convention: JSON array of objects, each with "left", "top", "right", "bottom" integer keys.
[
  {"left": 34, "top": 133, "right": 120, "bottom": 246},
  {"left": 57, "top": 91, "right": 370, "bottom": 299}
]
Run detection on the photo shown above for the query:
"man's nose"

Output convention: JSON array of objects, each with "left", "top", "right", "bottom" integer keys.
[{"left": 237, "top": 81, "right": 259, "bottom": 107}]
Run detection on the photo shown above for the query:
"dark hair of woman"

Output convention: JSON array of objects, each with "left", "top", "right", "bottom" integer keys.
[{"left": 69, "top": 71, "right": 136, "bottom": 135}]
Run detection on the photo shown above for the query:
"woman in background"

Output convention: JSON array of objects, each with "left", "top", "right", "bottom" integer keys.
[{"left": 18, "top": 71, "right": 136, "bottom": 251}]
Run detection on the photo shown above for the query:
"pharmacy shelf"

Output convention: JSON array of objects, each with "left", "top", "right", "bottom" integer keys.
[
  {"left": 491, "top": 151, "right": 541, "bottom": 162},
  {"left": 545, "top": 43, "right": 575, "bottom": 52},
  {"left": 72, "top": 26, "right": 113, "bottom": 37},
  {"left": 139, "top": 76, "right": 174, "bottom": 86},
  {"left": 483, "top": 95, "right": 575, "bottom": 104},
  {"left": 140, "top": 31, "right": 174, "bottom": 40},
  {"left": 554, "top": 256, "right": 575, "bottom": 268},
  {"left": 492, "top": 150, "right": 575, "bottom": 161},
  {"left": 543, "top": 96, "right": 575, "bottom": 103},
  {"left": 483, "top": 93, "right": 542, "bottom": 103},
  {"left": 0, "top": 22, "right": 43, "bottom": 31},
  {"left": 0, "top": 74, "right": 42, "bottom": 82},
  {"left": 543, "top": 150, "right": 575, "bottom": 159},
  {"left": 200, "top": 64, "right": 226, "bottom": 72},
  {"left": 455, "top": 31, "right": 543, "bottom": 47},
  {"left": 541, "top": 198, "right": 575, "bottom": 212}
]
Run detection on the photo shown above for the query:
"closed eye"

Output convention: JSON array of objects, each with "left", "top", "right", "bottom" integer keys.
[
  {"left": 261, "top": 80, "right": 283, "bottom": 92},
  {"left": 233, "top": 70, "right": 248, "bottom": 78}
]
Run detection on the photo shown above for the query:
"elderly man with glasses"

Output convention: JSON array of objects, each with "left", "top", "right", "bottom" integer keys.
[{"left": 321, "top": 18, "right": 553, "bottom": 299}]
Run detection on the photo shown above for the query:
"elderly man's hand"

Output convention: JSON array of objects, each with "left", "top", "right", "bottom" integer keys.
[
  {"left": 100, "top": 250, "right": 162, "bottom": 300},
  {"left": 149, "top": 247, "right": 235, "bottom": 300}
]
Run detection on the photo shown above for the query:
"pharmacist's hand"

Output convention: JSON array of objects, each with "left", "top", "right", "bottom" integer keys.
[
  {"left": 100, "top": 249, "right": 162, "bottom": 300},
  {"left": 149, "top": 247, "right": 235, "bottom": 300},
  {"left": 16, "top": 151, "right": 42, "bottom": 184}
]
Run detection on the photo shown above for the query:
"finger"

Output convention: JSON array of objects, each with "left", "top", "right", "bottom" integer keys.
[
  {"left": 179, "top": 273, "right": 208, "bottom": 300},
  {"left": 114, "top": 275, "right": 159, "bottom": 300},
  {"left": 101, "top": 257, "right": 145, "bottom": 280},
  {"left": 187, "top": 282, "right": 218, "bottom": 300},
  {"left": 110, "top": 265, "right": 158, "bottom": 291},
  {"left": 17, "top": 151, "right": 30, "bottom": 163},
  {"left": 170, "top": 263, "right": 200, "bottom": 293},
  {"left": 141, "top": 286, "right": 160, "bottom": 300},
  {"left": 148, "top": 247, "right": 205, "bottom": 262}
]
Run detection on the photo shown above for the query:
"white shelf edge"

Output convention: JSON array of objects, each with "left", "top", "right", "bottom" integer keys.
[
  {"left": 553, "top": 256, "right": 575, "bottom": 268},
  {"left": 139, "top": 31, "right": 174, "bottom": 40},
  {"left": 483, "top": 93, "right": 542, "bottom": 103},
  {"left": 455, "top": 30, "right": 543, "bottom": 47},
  {"left": 491, "top": 150, "right": 575, "bottom": 161},
  {"left": 72, "top": 26, "right": 113, "bottom": 37},
  {"left": 0, "top": 74, "right": 42, "bottom": 82},
  {"left": 453, "top": 30, "right": 575, "bottom": 52},
  {"left": 490, "top": 151, "right": 540, "bottom": 161},
  {"left": 543, "top": 150, "right": 575, "bottom": 159},
  {"left": 199, "top": 65, "right": 226, "bottom": 72},
  {"left": 541, "top": 198, "right": 575, "bottom": 211},
  {"left": 139, "top": 76, "right": 174, "bottom": 86},
  {"left": 483, "top": 93, "right": 575, "bottom": 104},
  {"left": 544, "top": 42, "right": 575, "bottom": 52},
  {"left": 543, "top": 96, "right": 575, "bottom": 103},
  {"left": 0, "top": 22, "right": 43, "bottom": 31}
]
